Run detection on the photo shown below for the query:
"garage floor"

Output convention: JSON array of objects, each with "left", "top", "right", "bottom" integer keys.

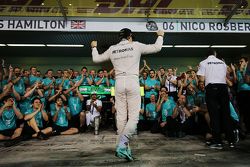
[{"left": 0, "top": 130, "right": 249, "bottom": 167}]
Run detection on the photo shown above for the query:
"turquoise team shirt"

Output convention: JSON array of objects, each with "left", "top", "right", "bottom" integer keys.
[
  {"left": 109, "top": 78, "right": 115, "bottom": 86},
  {"left": 13, "top": 77, "right": 25, "bottom": 96},
  {"left": 94, "top": 77, "right": 109, "bottom": 99},
  {"left": 50, "top": 102, "right": 56, "bottom": 113},
  {"left": 146, "top": 103, "right": 158, "bottom": 120},
  {"left": 29, "top": 75, "right": 42, "bottom": 86},
  {"left": 62, "top": 79, "right": 71, "bottom": 90},
  {"left": 47, "top": 89, "right": 57, "bottom": 113},
  {"left": 42, "top": 77, "right": 53, "bottom": 97},
  {"left": 237, "top": 70, "right": 250, "bottom": 91},
  {"left": 139, "top": 76, "right": 148, "bottom": 86},
  {"left": 139, "top": 101, "right": 145, "bottom": 120},
  {"left": 186, "top": 94, "right": 196, "bottom": 108},
  {"left": 18, "top": 98, "right": 32, "bottom": 115},
  {"left": 230, "top": 102, "right": 239, "bottom": 122},
  {"left": 74, "top": 75, "right": 91, "bottom": 86},
  {"left": 161, "top": 99, "right": 176, "bottom": 122},
  {"left": 0, "top": 79, "right": 8, "bottom": 93},
  {"left": 88, "top": 76, "right": 95, "bottom": 83},
  {"left": 196, "top": 90, "right": 206, "bottom": 106},
  {"left": 94, "top": 77, "right": 108, "bottom": 86},
  {"left": 68, "top": 96, "right": 82, "bottom": 116},
  {"left": 145, "top": 78, "right": 160, "bottom": 98},
  {"left": 186, "top": 79, "right": 197, "bottom": 87},
  {"left": 25, "top": 109, "right": 44, "bottom": 128},
  {"left": 51, "top": 106, "right": 70, "bottom": 127},
  {"left": 56, "top": 78, "right": 63, "bottom": 86},
  {"left": 0, "top": 108, "right": 17, "bottom": 130}
]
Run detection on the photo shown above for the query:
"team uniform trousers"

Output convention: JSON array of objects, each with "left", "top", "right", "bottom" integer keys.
[{"left": 115, "top": 75, "right": 141, "bottom": 138}]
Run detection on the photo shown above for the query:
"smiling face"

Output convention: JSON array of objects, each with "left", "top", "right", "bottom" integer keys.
[
  {"left": 190, "top": 70, "right": 196, "bottom": 78},
  {"left": 30, "top": 67, "right": 37, "bottom": 75},
  {"left": 90, "top": 70, "right": 96, "bottom": 76},
  {"left": 47, "top": 70, "right": 53, "bottom": 78},
  {"left": 167, "top": 68, "right": 173, "bottom": 76},
  {"left": 4, "top": 97, "right": 14, "bottom": 107},
  {"left": 56, "top": 97, "right": 63, "bottom": 107},
  {"left": 14, "top": 67, "right": 21, "bottom": 77},
  {"left": 160, "top": 87, "right": 168, "bottom": 98},
  {"left": 32, "top": 99, "right": 41, "bottom": 109},
  {"left": 160, "top": 68, "right": 165, "bottom": 75},
  {"left": 91, "top": 94, "right": 97, "bottom": 100},
  {"left": 178, "top": 95, "right": 186, "bottom": 105},
  {"left": 142, "top": 72, "right": 148, "bottom": 79},
  {"left": 98, "top": 70, "right": 104, "bottom": 78},
  {"left": 149, "top": 71, "right": 155, "bottom": 78},
  {"left": 150, "top": 94, "right": 156, "bottom": 102},
  {"left": 198, "top": 81, "right": 205, "bottom": 91}
]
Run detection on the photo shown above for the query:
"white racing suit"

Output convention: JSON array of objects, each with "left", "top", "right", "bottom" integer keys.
[{"left": 92, "top": 36, "right": 163, "bottom": 142}]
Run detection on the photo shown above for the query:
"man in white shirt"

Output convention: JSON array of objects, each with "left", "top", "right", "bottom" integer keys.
[
  {"left": 197, "top": 49, "right": 234, "bottom": 149},
  {"left": 165, "top": 68, "right": 177, "bottom": 101},
  {"left": 86, "top": 92, "right": 102, "bottom": 135},
  {"left": 91, "top": 28, "right": 164, "bottom": 161}
]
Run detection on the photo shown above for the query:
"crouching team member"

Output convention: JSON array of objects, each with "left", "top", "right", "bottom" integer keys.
[
  {"left": 0, "top": 96, "right": 23, "bottom": 141},
  {"left": 23, "top": 97, "right": 52, "bottom": 140},
  {"left": 51, "top": 97, "right": 78, "bottom": 135},
  {"left": 86, "top": 92, "right": 102, "bottom": 135},
  {"left": 91, "top": 28, "right": 164, "bottom": 161}
]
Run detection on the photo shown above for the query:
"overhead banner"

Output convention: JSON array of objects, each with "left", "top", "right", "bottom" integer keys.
[
  {"left": 0, "top": 18, "right": 250, "bottom": 33},
  {"left": 0, "top": 0, "right": 250, "bottom": 18}
]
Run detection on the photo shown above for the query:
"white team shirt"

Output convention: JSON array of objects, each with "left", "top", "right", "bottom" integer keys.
[
  {"left": 86, "top": 99, "right": 102, "bottom": 117},
  {"left": 197, "top": 55, "right": 227, "bottom": 86},
  {"left": 92, "top": 36, "right": 163, "bottom": 77},
  {"left": 165, "top": 75, "right": 177, "bottom": 92}
]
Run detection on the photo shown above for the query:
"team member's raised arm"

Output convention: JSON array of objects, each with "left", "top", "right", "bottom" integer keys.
[
  {"left": 91, "top": 41, "right": 111, "bottom": 63},
  {"left": 137, "top": 30, "right": 164, "bottom": 55}
]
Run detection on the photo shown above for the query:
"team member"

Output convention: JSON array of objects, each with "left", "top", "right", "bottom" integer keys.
[
  {"left": 91, "top": 28, "right": 164, "bottom": 161},
  {"left": 23, "top": 97, "right": 52, "bottom": 140},
  {"left": 86, "top": 92, "right": 102, "bottom": 135},
  {"left": 236, "top": 57, "right": 250, "bottom": 133},
  {"left": 0, "top": 96, "right": 23, "bottom": 141},
  {"left": 197, "top": 49, "right": 234, "bottom": 149},
  {"left": 51, "top": 97, "right": 79, "bottom": 135}
]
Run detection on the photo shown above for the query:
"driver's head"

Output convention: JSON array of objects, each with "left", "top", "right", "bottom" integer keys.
[{"left": 119, "top": 28, "right": 134, "bottom": 40}]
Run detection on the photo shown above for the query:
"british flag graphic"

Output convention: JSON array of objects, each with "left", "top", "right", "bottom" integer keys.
[{"left": 71, "top": 20, "right": 86, "bottom": 29}]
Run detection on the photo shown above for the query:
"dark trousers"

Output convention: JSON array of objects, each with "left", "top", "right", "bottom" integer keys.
[
  {"left": 138, "top": 120, "right": 148, "bottom": 131},
  {"left": 237, "top": 90, "right": 250, "bottom": 132},
  {"left": 148, "top": 120, "right": 160, "bottom": 133},
  {"left": 205, "top": 84, "right": 234, "bottom": 143},
  {"left": 166, "top": 116, "right": 195, "bottom": 136},
  {"left": 168, "top": 91, "right": 178, "bottom": 102}
]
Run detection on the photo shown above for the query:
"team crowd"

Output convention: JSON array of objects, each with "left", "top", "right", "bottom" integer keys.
[{"left": 0, "top": 57, "right": 249, "bottom": 146}]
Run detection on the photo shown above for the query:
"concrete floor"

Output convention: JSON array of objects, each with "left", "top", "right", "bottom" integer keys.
[{"left": 0, "top": 130, "right": 250, "bottom": 167}]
